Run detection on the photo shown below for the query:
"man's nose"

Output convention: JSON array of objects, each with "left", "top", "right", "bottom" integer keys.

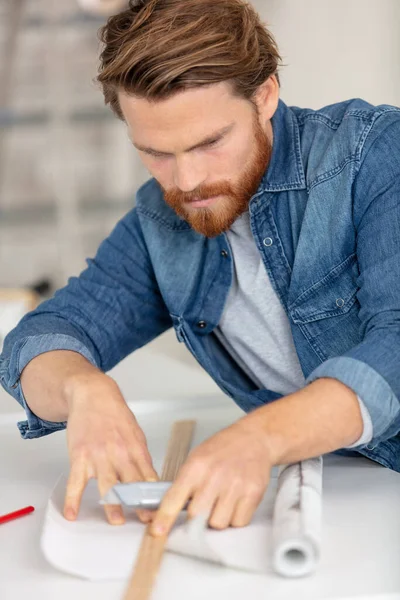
[{"left": 173, "top": 155, "right": 207, "bottom": 192}]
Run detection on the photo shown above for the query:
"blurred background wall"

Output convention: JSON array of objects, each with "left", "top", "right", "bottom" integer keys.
[
  {"left": 1, "top": 0, "right": 399, "bottom": 290},
  {"left": 0, "top": 0, "right": 147, "bottom": 289}
]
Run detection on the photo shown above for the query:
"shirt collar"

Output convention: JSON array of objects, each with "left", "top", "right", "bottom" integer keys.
[{"left": 258, "top": 98, "right": 306, "bottom": 193}]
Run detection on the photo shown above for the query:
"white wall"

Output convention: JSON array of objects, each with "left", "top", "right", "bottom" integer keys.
[{"left": 253, "top": 0, "right": 400, "bottom": 108}]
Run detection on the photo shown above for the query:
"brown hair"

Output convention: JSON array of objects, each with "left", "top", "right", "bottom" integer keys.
[{"left": 97, "top": 0, "right": 282, "bottom": 120}]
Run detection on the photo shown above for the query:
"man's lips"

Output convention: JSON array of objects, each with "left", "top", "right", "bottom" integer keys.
[{"left": 184, "top": 195, "right": 220, "bottom": 208}]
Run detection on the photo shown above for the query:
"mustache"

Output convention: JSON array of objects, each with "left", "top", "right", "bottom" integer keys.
[{"left": 165, "top": 183, "right": 233, "bottom": 203}]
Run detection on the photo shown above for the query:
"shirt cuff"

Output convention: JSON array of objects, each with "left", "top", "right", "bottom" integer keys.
[
  {"left": 305, "top": 356, "right": 400, "bottom": 445},
  {"left": 344, "top": 395, "right": 373, "bottom": 448},
  {"left": 2, "top": 333, "right": 97, "bottom": 440}
]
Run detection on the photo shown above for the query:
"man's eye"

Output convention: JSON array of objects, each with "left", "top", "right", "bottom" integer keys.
[
  {"left": 205, "top": 139, "right": 219, "bottom": 148},
  {"left": 148, "top": 151, "right": 169, "bottom": 159},
  {"left": 145, "top": 138, "right": 220, "bottom": 158}
]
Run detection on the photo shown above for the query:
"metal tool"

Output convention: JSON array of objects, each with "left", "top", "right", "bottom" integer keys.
[{"left": 100, "top": 481, "right": 189, "bottom": 510}]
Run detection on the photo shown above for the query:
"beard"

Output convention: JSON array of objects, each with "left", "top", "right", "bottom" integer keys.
[{"left": 162, "top": 113, "right": 273, "bottom": 238}]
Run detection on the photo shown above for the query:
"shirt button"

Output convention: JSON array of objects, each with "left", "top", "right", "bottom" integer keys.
[
  {"left": 11, "top": 381, "right": 18, "bottom": 389},
  {"left": 220, "top": 250, "right": 228, "bottom": 258},
  {"left": 336, "top": 298, "right": 345, "bottom": 308},
  {"left": 366, "top": 444, "right": 375, "bottom": 450},
  {"left": 197, "top": 320, "right": 207, "bottom": 329},
  {"left": 263, "top": 237, "right": 273, "bottom": 247}
]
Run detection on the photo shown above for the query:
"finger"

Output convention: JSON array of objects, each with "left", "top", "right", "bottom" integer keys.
[
  {"left": 136, "top": 508, "right": 155, "bottom": 524},
  {"left": 64, "top": 460, "right": 89, "bottom": 521},
  {"left": 117, "top": 460, "right": 153, "bottom": 525},
  {"left": 150, "top": 476, "right": 194, "bottom": 537},
  {"left": 186, "top": 485, "right": 219, "bottom": 523},
  {"left": 207, "top": 490, "right": 238, "bottom": 531},
  {"left": 125, "top": 417, "right": 157, "bottom": 476},
  {"left": 96, "top": 463, "right": 125, "bottom": 526},
  {"left": 230, "top": 495, "right": 259, "bottom": 528},
  {"left": 128, "top": 441, "right": 159, "bottom": 482},
  {"left": 231, "top": 479, "right": 267, "bottom": 528}
]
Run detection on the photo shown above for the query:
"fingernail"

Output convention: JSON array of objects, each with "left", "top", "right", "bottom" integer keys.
[
  {"left": 111, "top": 511, "right": 125, "bottom": 524},
  {"left": 139, "top": 513, "right": 151, "bottom": 523},
  {"left": 142, "top": 511, "right": 154, "bottom": 522},
  {"left": 65, "top": 508, "right": 75, "bottom": 520},
  {"left": 140, "top": 516, "right": 150, "bottom": 523}
]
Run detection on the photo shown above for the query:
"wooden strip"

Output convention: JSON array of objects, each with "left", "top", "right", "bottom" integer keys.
[
  {"left": 123, "top": 420, "right": 196, "bottom": 600},
  {"left": 160, "top": 420, "right": 196, "bottom": 481}
]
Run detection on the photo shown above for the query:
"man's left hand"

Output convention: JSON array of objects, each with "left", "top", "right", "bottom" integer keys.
[{"left": 149, "top": 416, "right": 272, "bottom": 537}]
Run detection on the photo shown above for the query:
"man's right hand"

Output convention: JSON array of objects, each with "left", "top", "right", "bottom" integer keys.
[{"left": 63, "top": 373, "right": 159, "bottom": 525}]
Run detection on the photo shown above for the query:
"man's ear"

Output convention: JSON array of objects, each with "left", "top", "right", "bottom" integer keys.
[{"left": 253, "top": 75, "right": 280, "bottom": 121}]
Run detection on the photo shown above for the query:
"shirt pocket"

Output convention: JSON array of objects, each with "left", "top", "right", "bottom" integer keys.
[{"left": 288, "top": 253, "right": 362, "bottom": 360}]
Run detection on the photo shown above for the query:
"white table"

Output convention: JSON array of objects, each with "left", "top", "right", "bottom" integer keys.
[{"left": 1, "top": 393, "right": 400, "bottom": 600}]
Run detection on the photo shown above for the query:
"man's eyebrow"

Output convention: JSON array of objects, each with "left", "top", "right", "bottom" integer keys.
[{"left": 132, "top": 123, "right": 234, "bottom": 155}]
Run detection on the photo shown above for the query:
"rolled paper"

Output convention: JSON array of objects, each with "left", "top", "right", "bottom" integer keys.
[{"left": 271, "top": 456, "right": 323, "bottom": 578}]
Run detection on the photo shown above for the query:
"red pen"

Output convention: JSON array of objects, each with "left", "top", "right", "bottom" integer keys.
[{"left": 0, "top": 506, "right": 35, "bottom": 525}]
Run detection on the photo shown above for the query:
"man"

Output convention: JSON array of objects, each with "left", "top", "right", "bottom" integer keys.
[{"left": 1, "top": 0, "right": 400, "bottom": 538}]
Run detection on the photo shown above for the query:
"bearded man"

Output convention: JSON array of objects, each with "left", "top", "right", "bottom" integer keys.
[{"left": 2, "top": 0, "right": 400, "bottom": 537}]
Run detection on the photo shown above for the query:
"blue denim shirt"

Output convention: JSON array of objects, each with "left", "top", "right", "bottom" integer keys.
[{"left": 1, "top": 98, "right": 400, "bottom": 472}]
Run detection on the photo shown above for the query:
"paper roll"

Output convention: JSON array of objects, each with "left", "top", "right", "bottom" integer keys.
[
  {"left": 42, "top": 459, "right": 323, "bottom": 579},
  {"left": 271, "top": 457, "right": 323, "bottom": 578}
]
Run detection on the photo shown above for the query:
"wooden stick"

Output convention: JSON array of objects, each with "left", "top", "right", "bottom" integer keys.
[
  {"left": 160, "top": 420, "right": 196, "bottom": 481},
  {"left": 123, "top": 420, "right": 196, "bottom": 600}
]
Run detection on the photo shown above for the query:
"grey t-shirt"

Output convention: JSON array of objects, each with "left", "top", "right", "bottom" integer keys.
[{"left": 214, "top": 211, "right": 372, "bottom": 448}]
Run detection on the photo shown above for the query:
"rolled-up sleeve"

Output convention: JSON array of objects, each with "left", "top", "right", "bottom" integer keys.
[
  {"left": 0, "top": 334, "right": 97, "bottom": 439},
  {"left": 306, "top": 114, "right": 400, "bottom": 447},
  {"left": 0, "top": 201, "right": 172, "bottom": 439}
]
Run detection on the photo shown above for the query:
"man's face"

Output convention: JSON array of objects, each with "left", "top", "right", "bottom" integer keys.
[{"left": 119, "top": 81, "right": 274, "bottom": 237}]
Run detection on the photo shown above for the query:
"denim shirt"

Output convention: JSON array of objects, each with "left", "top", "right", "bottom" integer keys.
[{"left": 1, "top": 98, "right": 400, "bottom": 472}]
